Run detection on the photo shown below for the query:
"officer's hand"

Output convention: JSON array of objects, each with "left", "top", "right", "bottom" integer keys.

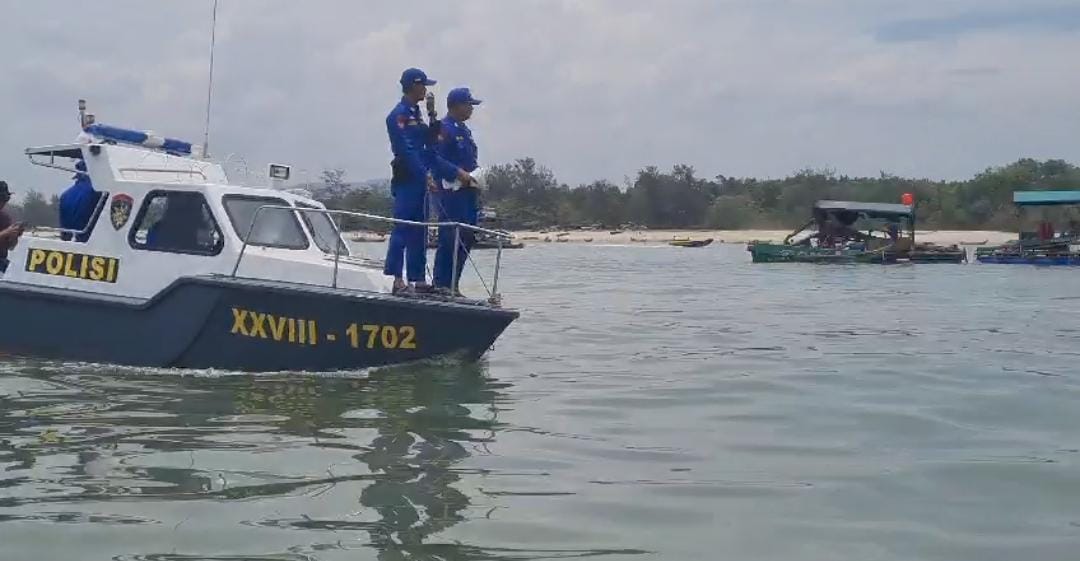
[{"left": 456, "top": 169, "right": 473, "bottom": 187}]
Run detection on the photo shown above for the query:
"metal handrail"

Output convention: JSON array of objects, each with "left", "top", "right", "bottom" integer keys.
[
  {"left": 28, "top": 192, "right": 109, "bottom": 239},
  {"left": 230, "top": 204, "right": 511, "bottom": 302}
]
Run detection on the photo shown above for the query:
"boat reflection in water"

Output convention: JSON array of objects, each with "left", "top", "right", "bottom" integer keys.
[
  {"left": 1, "top": 358, "right": 647, "bottom": 559},
  {"left": 233, "top": 362, "right": 501, "bottom": 558},
  {"left": 0, "top": 362, "right": 521, "bottom": 559}
]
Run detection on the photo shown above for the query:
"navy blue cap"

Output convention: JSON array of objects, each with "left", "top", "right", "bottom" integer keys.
[
  {"left": 447, "top": 87, "right": 482, "bottom": 107},
  {"left": 400, "top": 68, "right": 436, "bottom": 87},
  {"left": 0, "top": 181, "right": 9, "bottom": 197}
]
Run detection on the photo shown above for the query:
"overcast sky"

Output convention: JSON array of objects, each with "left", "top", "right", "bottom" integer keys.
[{"left": 0, "top": 0, "right": 1077, "bottom": 197}]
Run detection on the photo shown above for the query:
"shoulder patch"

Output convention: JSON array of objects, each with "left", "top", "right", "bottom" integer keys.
[{"left": 396, "top": 114, "right": 408, "bottom": 129}]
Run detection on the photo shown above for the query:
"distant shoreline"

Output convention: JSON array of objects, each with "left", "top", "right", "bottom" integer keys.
[
  {"left": 346, "top": 228, "right": 1016, "bottom": 246},
  {"left": 504, "top": 229, "right": 1015, "bottom": 246}
]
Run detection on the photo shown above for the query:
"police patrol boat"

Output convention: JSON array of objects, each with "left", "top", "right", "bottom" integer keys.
[{"left": 0, "top": 111, "right": 517, "bottom": 372}]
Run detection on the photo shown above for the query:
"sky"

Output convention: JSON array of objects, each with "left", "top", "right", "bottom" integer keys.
[{"left": 0, "top": 0, "right": 1076, "bottom": 198}]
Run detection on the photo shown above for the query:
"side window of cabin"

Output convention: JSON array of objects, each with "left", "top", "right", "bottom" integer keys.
[
  {"left": 129, "top": 191, "right": 224, "bottom": 256},
  {"left": 297, "top": 202, "right": 349, "bottom": 256},
  {"left": 222, "top": 195, "right": 310, "bottom": 250}
]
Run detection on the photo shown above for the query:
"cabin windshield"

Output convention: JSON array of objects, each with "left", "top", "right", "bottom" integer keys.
[
  {"left": 222, "top": 195, "right": 309, "bottom": 250},
  {"left": 297, "top": 202, "right": 350, "bottom": 256}
]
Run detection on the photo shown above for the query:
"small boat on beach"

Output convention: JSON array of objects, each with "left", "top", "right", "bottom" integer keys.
[{"left": 669, "top": 237, "right": 713, "bottom": 248}]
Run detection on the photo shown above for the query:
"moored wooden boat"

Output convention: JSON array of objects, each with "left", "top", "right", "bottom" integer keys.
[
  {"left": 669, "top": 238, "right": 713, "bottom": 248},
  {"left": 748, "top": 199, "right": 964, "bottom": 264},
  {"left": 976, "top": 191, "right": 1080, "bottom": 266}
]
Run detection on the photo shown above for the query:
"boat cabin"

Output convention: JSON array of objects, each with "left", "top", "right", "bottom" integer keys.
[
  {"left": 786, "top": 200, "right": 916, "bottom": 251},
  {"left": 1013, "top": 191, "right": 1080, "bottom": 244},
  {"left": 976, "top": 190, "right": 1080, "bottom": 265},
  {"left": 5, "top": 134, "right": 389, "bottom": 300}
]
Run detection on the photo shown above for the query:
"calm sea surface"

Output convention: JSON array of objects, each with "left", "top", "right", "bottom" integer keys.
[{"left": 2, "top": 243, "right": 1079, "bottom": 560}]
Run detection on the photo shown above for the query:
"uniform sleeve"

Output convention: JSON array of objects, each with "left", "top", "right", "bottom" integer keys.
[
  {"left": 386, "top": 109, "right": 427, "bottom": 179},
  {"left": 433, "top": 123, "right": 462, "bottom": 182}
]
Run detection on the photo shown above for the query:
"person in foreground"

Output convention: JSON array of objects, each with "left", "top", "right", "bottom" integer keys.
[
  {"left": 0, "top": 182, "right": 26, "bottom": 274},
  {"left": 384, "top": 67, "right": 470, "bottom": 294},
  {"left": 433, "top": 87, "right": 483, "bottom": 296}
]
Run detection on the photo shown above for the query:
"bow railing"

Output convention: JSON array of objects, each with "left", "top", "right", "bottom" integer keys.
[{"left": 230, "top": 204, "right": 512, "bottom": 303}]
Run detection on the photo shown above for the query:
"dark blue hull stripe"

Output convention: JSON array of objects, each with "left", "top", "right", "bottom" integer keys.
[{"left": 0, "top": 275, "right": 517, "bottom": 372}]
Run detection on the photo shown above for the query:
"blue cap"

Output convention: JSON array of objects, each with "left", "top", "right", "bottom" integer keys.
[
  {"left": 400, "top": 68, "right": 436, "bottom": 88},
  {"left": 447, "top": 87, "right": 482, "bottom": 107}
]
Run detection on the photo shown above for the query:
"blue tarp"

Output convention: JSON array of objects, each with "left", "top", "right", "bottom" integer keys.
[{"left": 1013, "top": 191, "right": 1080, "bottom": 206}]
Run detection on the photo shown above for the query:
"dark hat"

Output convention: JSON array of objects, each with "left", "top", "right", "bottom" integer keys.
[
  {"left": 447, "top": 87, "right": 482, "bottom": 107},
  {"left": 400, "top": 67, "right": 436, "bottom": 87},
  {"left": 0, "top": 181, "right": 10, "bottom": 198}
]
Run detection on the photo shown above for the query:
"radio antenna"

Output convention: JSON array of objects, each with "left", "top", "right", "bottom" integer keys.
[{"left": 202, "top": 0, "right": 220, "bottom": 158}]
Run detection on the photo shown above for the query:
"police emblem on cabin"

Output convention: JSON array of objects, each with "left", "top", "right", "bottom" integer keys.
[{"left": 110, "top": 194, "right": 134, "bottom": 230}]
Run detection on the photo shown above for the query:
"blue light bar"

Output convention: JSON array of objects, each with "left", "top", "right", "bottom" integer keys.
[{"left": 84, "top": 124, "right": 194, "bottom": 155}]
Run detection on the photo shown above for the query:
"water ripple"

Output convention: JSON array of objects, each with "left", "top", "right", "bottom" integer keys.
[{"left": 2, "top": 245, "right": 1079, "bottom": 559}]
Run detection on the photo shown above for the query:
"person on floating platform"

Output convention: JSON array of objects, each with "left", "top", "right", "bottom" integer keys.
[
  {"left": 885, "top": 222, "right": 900, "bottom": 243},
  {"left": 0, "top": 182, "right": 25, "bottom": 274},
  {"left": 59, "top": 160, "right": 101, "bottom": 242},
  {"left": 383, "top": 68, "right": 468, "bottom": 294},
  {"left": 433, "top": 87, "right": 483, "bottom": 296}
]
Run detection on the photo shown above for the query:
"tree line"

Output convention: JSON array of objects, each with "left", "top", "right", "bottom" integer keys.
[
  {"left": 8, "top": 157, "right": 1077, "bottom": 233},
  {"left": 320, "top": 157, "right": 1080, "bottom": 231},
  {"left": 6, "top": 192, "right": 60, "bottom": 228}
]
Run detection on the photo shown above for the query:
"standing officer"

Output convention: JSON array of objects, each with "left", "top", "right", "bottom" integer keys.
[
  {"left": 384, "top": 68, "right": 466, "bottom": 293},
  {"left": 433, "top": 87, "right": 483, "bottom": 294}
]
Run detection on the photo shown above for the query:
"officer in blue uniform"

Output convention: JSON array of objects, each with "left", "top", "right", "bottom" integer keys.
[
  {"left": 59, "top": 159, "right": 100, "bottom": 242},
  {"left": 433, "top": 87, "right": 483, "bottom": 293},
  {"left": 384, "top": 68, "right": 467, "bottom": 293}
]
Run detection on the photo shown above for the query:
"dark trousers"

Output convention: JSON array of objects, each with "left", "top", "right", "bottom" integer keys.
[
  {"left": 383, "top": 182, "right": 428, "bottom": 282},
  {"left": 433, "top": 189, "right": 478, "bottom": 289}
]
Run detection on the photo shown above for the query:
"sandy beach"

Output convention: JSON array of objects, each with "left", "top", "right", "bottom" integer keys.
[{"left": 503, "top": 229, "right": 1016, "bottom": 246}]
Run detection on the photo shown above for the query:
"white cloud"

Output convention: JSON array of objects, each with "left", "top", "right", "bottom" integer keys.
[{"left": 0, "top": 0, "right": 1075, "bottom": 199}]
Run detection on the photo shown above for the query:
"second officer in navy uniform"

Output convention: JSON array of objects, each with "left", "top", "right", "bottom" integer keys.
[{"left": 433, "top": 87, "right": 483, "bottom": 294}]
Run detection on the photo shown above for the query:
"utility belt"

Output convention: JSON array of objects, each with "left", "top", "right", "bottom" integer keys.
[
  {"left": 441, "top": 182, "right": 477, "bottom": 193},
  {"left": 390, "top": 157, "right": 413, "bottom": 185}
]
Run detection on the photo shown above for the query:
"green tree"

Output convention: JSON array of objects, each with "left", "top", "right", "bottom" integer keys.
[{"left": 12, "top": 191, "right": 59, "bottom": 228}]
